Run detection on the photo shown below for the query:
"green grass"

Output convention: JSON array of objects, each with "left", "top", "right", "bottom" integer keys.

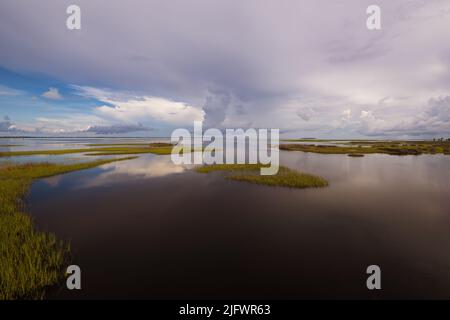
[
  {"left": 195, "top": 163, "right": 266, "bottom": 173},
  {"left": 282, "top": 139, "right": 342, "bottom": 142},
  {"left": 0, "top": 143, "right": 199, "bottom": 157},
  {"left": 0, "top": 145, "right": 175, "bottom": 158},
  {"left": 0, "top": 156, "right": 136, "bottom": 300},
  {"left": 280, "top": 140, "right": 450, "bottom": 156},
  {"left": 87, "top": 142, "right": 173, "bottom": 147},
  {"left": 196, "top": 164, "right": 328, "bottom": 188},
  {"left": 280, "top": 144, "right": 379, "bottom": 154}
]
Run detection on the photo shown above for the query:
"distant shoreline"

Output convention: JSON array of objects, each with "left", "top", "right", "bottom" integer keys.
[
  {"left": 0, "top": 136, "right": 442, "bottom": 142},
  {"left": 0, "top": 136, "right": 172, "bottom": 139}
]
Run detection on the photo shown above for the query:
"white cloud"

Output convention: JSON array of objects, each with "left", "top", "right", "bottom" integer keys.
[
  {"left": 73, "top": 86, "right": 204, "bottom": 126},
  {"left": 85, "top": 123, "right": 153, "bottom": 134},
  {"left": 342, "top": 109, "right": 351, "bottom": 121},
  {"left": 41, "top": 87, "right": 62, "bottom": 100},
  {"left": 0, "top": 85, "right": 24, "bottom": 96},
  {"left": 20, "top": 114, "right": 105, "bottom": 134}
]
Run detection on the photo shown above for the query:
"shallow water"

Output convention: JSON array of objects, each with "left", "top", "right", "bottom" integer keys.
[
  {"left": 0, "top": 137, "right": 169, "bottom": 151},
  {"left": 25, "top": 142, "right": 450, "bottom": 299},
  {"left": 0, "top": 137, "right": 170, "bottom": 164}
]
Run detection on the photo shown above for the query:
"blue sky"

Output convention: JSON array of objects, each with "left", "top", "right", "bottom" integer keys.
[
  {"left": 0, "top": 67, "right": 202, "bottom": 135},
  {"left": 1, "top": 0, "right": 450, "bottom": 137},
  {"left": 0, "top": 67, "right": 116, "bottom": 135},
  {"left": 0, "top": 67, "right": 103, "bottom": 121}
]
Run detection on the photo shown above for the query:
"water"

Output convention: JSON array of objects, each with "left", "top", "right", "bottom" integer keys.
[
  {"left": 0, "top": 137, "right": 170, "bottom": 164},
  {"left": 19, "top": 138, "right": 450, "bottom": 299}
]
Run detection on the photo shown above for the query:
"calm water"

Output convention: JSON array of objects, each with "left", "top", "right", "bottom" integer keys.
[
  {"left": 8, "top": 138, "right": 449, "bottom": 299},
  {"left": 0, "top": 137, "right": 170, "bottom": 164}
]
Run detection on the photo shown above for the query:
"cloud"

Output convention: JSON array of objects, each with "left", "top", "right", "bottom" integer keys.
[
  {"left": 19, "top": 114, "right": 105, "bottom": 134},
  {"left": 0, "top": 116, "right": 15, "bottom": 131},
  {"left": 297, "top": 107, "right": 314, "bottom": 121},
  {"left": 341, "top": 109, "right": 352, "bottom": 121},
  {"left": 85, "top": 123, "right": 153, "bottom": 134},
  {"left": 202, "top": 90, "right": 231, "bottom": 128},
  {"left": 0, "top": 0, "right": 450, "bottom": 137},
  {"left": 0, "top": 85, "right": 24, "bottom": 96},
  {"left": 73, "top": 85, "right": 204, "bottom": 127},
  {"left": 41, "top": 87, "right": 62, "bottom": 100},
  {"left": 354, "top": 96, "right": 450, "bottom": 136},
  {"left": 392, "top": 96, "right": 450, "bottom": 136}
]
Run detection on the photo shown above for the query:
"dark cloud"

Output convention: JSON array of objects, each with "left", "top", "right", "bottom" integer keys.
[
  {"left": 297, "top": 107, "right": 314, "bottom": 121},
  {"left": 202, "top": 90, "right": 231, "bottom": 128},
  {"left": 356, "top": 96, "right": 450, "bottom": 137},
  {"left": 0, "top": 0, "right": 449, "bottom": 137},
  {"left": 0, "top": 0, "right": 395, "bottom": 100},
  {"left": 0, "top": 116, "right": 14, "bottom": 131}
]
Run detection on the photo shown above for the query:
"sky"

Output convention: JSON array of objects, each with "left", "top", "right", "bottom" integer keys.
[{"left": 0, "top": 0, "right": 449, "bottom": 138}]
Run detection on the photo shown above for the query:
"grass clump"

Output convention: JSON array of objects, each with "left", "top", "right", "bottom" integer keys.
[
  {"left": 0, "top": 214, "right": 68, "bottom": 300},
  {"left": 347, "top": 154, "right": 364, "bottom": 157},
  {"left": 196, "top": 164, "right": 328, "bottom": 189},
  {"left": 0, "top": 156, "right": 136, "bottom": 300},
  {"left": 195, "top": 163, "right": 265, "bottom": 173}
]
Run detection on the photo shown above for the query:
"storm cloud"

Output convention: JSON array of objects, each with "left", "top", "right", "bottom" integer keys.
[
  {"left": 0, "top": 0, "right": 449, "bottom": 137},
  {"left": 0, "top": 115, "right": 17, "bottom": 132}
]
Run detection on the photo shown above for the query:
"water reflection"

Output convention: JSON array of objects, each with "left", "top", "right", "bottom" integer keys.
[
  {"left": 0, "top": 137, "right": 170, "bottom": 152},
  {"left": 0, "top": 137, "right": 171, "bottom": 164},
  {"left": 26, "top": 146, "right": 450, "bottom": 299},
  {"left": 281, "top": 151, "right": 450, "bottom": 190},
  {"left": 79, "top": 155, "right": 194, "bottom": 188}
]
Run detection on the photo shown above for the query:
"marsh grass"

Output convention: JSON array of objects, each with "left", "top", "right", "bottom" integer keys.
[
  {"left": 280, "top": 140, "right": 450, "bottom": 156},
  {"left": 85, "top": 147, "right": 174, "bottom": 156},
  {"left": 0, "top": 156, "right": 136, "bottom": 300},
  {"left": 196, "top": 164, "right": 328, "bottom": 188},
  {"left": 280, "top": 144, "right": 378, "bottom": 154},
  {"left": 282, "top": 139, "right": 342, "bottom": 142},
  {"left": 87, "top": 142, "right": 174, "bottom": 147},
  {"left": 0, "top": 143, "right": 175, "bottom": 158},
  {"left": 347, "top": 154, "right": 364, "bottom": 157},
  {"left": 0, "top": 143, "right": 194, "bottom": 157},
  {"left": 195, "top": 163, "right": 266, "bottom": 173}
]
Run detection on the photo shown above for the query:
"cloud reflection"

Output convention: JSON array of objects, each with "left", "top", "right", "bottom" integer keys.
[{"left": 70, "top": 155, "right": 194, "bottom": 189}]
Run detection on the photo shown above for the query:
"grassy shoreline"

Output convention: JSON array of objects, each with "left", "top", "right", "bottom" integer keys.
[
  {"left": 0, "top": 156, "right": 136, "bottom": 300},
  {"left": 196, "top": 164, "right": 328, "bottom": 189},
  {"left": 280, "top": 140, "right": 450, "bottom": 156},
  {"left": 0, "top": 143, "right": 175, "bottom": 158}
]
